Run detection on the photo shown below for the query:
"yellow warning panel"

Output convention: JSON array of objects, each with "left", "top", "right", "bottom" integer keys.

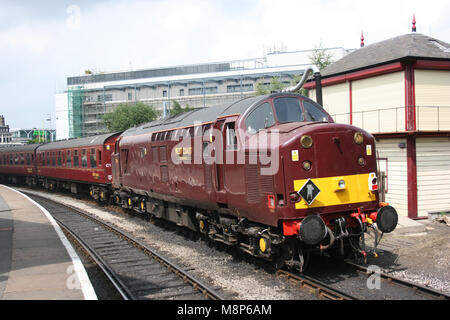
[{"left": 293, "top": 173, "right": 376, "bottom": 210}]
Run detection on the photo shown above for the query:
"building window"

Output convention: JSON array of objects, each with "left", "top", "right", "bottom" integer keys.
[
  {"left": 179, "top": 89, "right": 184, "bottom": 96},
  {"left": 128, "top": 92, "right": 133, "bottom": 100},
  {"left": 227, "top": 84, "right": 254, "bottom": 93},
  {"left": 163, "top": 90, "right": 167, "bottom": 97},
  {"left": 97, "top": 94, "right": 113, "bottom": 102}
]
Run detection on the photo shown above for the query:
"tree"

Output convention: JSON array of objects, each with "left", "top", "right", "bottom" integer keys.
[
  {"left": 255, "top": 77, "right": 285, "bottom": 95},
  {"left": 102, "top": 102, "right": 160, "bottom": 132},
  {"left": 309, "top": 42, "right": 334, "bottom": 70},
  {"left": 169, "top": 100, "right": 195, "bottom": 118},
  {"left": 255, "top": 75, "right": 308, "bottom": 96}
]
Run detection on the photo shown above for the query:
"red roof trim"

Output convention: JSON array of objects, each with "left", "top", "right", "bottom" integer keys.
[
  {"left": 414, "top": 59, "right": 450, "bottom": 70},
  {"left": 304, "top": 62, "right": 404, "bottom": 89}
]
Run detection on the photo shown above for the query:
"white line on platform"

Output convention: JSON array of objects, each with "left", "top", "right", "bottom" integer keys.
[{"left": 2, "top": 185, "right": 98, "bottom": 300}]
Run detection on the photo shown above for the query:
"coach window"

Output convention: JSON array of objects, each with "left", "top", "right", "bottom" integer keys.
[
  {"left": 82, "top": 149, "right": 88, "bottom": 168},
  {"left": 73, "top": 150, "right": 79, "bottom": 168},
  {"left": 14, "top": 154, "right": 18, "bottom": 165},
  {"left": 57, "top": 151, "right": 62, "bottom": 166},
  {"left": 52, "top": 152, "right": 56, "bottom": 166},
  {"left": 245, "top": 102, "right": 275, "bottom": 134},
  {"left": 226, "top": 122, "right": 238, "bottom": 150},
  {"left": 26, "top": 153, "right": 30, "bottom": 165},
  {"left": 98, "top": 150, "right": 102, "bottom": 166},
  {"left": 90, "top": 148, "right": 97, "bottom": 168},
  {"left": 47, "top": 152, "right": 50, "bottom": 166},
  {"left": 20, "top": 153, "right": 24, "bottom": 165},
  {"left": 67, "top": 150, "right": 72, "bottom": 168}
]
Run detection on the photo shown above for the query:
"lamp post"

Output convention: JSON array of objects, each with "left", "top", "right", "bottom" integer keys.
[{"left": 45, "top": 114, "right": 51, "bottom": 142}]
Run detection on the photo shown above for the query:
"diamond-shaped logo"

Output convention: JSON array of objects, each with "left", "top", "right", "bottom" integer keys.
[{"left": 298, "top": 179, "right": 321, "bottom": 205}]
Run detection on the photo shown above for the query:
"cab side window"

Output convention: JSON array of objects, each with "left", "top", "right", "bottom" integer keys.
[
  {"left": 245, "top": 102, "right": 275, "bottom": 134},
  {"left": 303, "top": 100, "right": 329, "bottom": 122}
]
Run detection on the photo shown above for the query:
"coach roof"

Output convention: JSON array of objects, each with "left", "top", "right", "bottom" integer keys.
[
  {"left": 38, "top": 132, "right": 119, "bottom": 151},
  {"left": 0, "top": 144, "right": 41, "bottom": 153}
]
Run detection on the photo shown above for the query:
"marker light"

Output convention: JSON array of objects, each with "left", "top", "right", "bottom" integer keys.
[{"left": 354, "top": 132, "right": 364, "bottom": 144}]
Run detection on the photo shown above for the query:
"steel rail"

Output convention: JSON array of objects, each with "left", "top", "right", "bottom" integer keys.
[
  {"left": 55, "top": 217, "right": 136, "bottom": 300},
  {"left": 345, "top": 260, "right": 450, "bottom": 300},
  {"left": 29, "top": 194, "right": 224, "bottom": 300},
  {"left": 276, "top": 269, "right": 358, "bottom": 300}
]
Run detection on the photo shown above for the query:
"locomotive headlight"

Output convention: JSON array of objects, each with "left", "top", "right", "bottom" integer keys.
[
  {"left": 354, "top": 132, "right": 364, "bottom": 144},
  {"left": 302, "top": 161, "right": 312, "bottom": 171},
  {"left": 300, "top": 135, "right": 313, "bottom": 149},
  {"left": 358, "top": 156, "right": 366, "bottom": 166},
  {"left": 338, "top": 180, "right": 346, "bottom": 189}
]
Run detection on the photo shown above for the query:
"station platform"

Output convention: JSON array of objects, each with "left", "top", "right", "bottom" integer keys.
[{"left": 0, "top": 185, "right": 96, "bottom": 300}]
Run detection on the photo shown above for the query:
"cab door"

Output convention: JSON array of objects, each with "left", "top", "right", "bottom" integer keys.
[{"left": 212, "top": 119, "right": 227, "bottom": 204}]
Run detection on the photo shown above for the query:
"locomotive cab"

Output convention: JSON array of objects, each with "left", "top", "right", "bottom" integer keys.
[{"left": 235, "top": 93, "right": 398, "bottom": 270}]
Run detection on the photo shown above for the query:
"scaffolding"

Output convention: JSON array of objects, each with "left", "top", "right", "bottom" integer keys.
[{"left": 68, "top": 86, "right": 84, "bottom": 138}]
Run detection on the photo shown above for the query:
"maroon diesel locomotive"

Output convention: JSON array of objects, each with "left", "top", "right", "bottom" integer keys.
[
  {"left": 111, "top": 92, "right": 398, "bottom": 271},
  {"left": 0, "top": 82, "right": 398, "bottom": 272}
]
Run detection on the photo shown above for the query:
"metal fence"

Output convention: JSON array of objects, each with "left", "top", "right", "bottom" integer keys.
[{"left": 330, "top": 106, "right": 450, "bottom": 133}]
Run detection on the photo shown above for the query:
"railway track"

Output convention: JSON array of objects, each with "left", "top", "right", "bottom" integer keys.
[
  {"left": 344, "top": 260, "right": 450, "bottom": 300},
  {"left": 276, "top": 269, "right": 357, "bottom": 300},
  {"left": 21, "top": 188, "right": 450, "bottom": 301},
  {"left": 26, "top": 193, "right": 224, "bottom": 300}
]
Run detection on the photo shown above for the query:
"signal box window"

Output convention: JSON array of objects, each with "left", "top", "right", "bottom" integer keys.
[
  {"left": 245, "top": 102, "right": 275, "bottom": 134},
  {"left": 274, "top": 97, "right": 304, "bottom": 123},
  {"left": 74, "top": 150, "right": 79, "bottom": 168},
  {"left": 303, "top": 100, "right": 329, "bottom": 123},
  {"left": 90, "top": 148, "right": 97, "bottom": 168},
  {"left": 226, "top": 122, "right": 238, "bottom": 150},
  {"left": 81, "top": 149, "right": 88, "bottom": 168}
]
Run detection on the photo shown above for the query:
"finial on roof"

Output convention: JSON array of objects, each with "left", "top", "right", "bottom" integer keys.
[
  {"left": 360, "top": 31, "right": 365, "bottom": 47},
  {"left": 412, "top": 14, "right": 416, "bottom": 32}
]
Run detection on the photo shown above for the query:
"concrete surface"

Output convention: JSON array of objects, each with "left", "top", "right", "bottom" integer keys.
[{"left": 0, "top": 185, "right": 95, "bottom": 300}]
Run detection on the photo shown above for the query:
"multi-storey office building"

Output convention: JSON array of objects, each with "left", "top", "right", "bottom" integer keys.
[{"left": 56, "top": 48, "right": 351, "bottom": 140}]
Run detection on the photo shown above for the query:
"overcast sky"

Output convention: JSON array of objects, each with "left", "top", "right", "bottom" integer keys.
[{"left": 1, "top": 0, "right": 449, "bottom": 130}]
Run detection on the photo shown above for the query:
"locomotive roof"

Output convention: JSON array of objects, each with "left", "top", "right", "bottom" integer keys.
[
  {"left": 0, "top": 144, "right": 41, "bottom": 153},
  {"left": 121, "top": 94, "right": 275, "bottom": 137},
  {"left": 38, "top": 132, "right": 119, "bottom": 151}
]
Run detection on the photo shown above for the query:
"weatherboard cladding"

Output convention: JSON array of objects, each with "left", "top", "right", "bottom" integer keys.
[{"left": 321, "top": 33, "right": 450, "bottom": 78}]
